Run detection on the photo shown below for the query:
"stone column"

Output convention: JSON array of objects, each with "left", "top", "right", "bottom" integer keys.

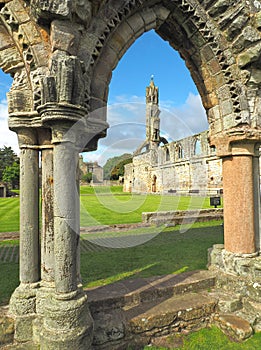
[
  {"left": 20, "top": 147, "right": 40, "bottom": 282},
  {"left": 38, "top": 123, "right": 93, "bottom": 349},
  {"left": 53, "top": 138, "right": 79, "bottom": 293},
  {"left": 9, "top": 129, "right": 40, "bottom": 342},
  {"left": 222, "top": 143, "right": 259, "bottom": 254}
]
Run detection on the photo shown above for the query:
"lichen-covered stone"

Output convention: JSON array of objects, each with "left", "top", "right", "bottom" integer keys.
[
  {"left": 0, "top": 313, "right": 14, "bottom": 346},
  {"left": 214, "top": 314, "right": 253, "bottom": 340}
]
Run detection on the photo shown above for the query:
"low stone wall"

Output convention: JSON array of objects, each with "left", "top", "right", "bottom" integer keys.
[{"left": 142, "top": 208, "right": 223, "bottom": 225}]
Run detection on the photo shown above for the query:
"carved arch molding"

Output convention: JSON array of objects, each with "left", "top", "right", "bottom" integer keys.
[{"left": 0, "top": 0, "right": 260, "bottom": 153}]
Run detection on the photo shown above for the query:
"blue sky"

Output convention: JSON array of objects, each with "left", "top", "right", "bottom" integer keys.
[{"left": 0, "top": 30, "right": 208, "bottom": 163}]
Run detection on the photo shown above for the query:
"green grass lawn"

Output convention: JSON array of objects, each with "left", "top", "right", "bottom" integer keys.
[
  {"left": 80, "top": 185, "right": 214, "bottom": 226},
  {"left": 0, "top": 197, "right": 20, "bottom": 232},
  {"left": 143, "top": 327, "right": 261, "bottom": 349},
  {"left": 0, "top": 185, "right": 218, "bottom": 232},
  {"left": 80, "top": 221, "right": 223, "bottom": 288},
  {"left": 2, "top": 187, "right": 245, "bottom": 349}
]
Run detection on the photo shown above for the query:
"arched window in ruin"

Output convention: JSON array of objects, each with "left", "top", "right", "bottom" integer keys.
[
  {"left": 194, "top": 139, "right": 201, "bottom": 155},
  {"left": 166, "top": 147, "right": 170, "bottom": 162},
  {"left": 152, "top": 174, "right": 157, "bottom": 193},
  {"left": 178, "top": 144, "right": 184, "bottom": 159}
]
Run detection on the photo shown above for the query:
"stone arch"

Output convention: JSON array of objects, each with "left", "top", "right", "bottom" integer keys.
[
  {"left": 87, "top": 0, "right": 255, "bottom": 139},
  {"left": 0, "top": 2, "right": 260, "bottom": 348}
]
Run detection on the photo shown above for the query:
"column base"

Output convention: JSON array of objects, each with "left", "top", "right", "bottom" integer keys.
[
  {"left": 36, "top": 289, "right": 93, "bottom": 350},
  {"left": 9, "top": 282, "right": 39, "bottom": 342},
  {"left": 208, "top": 245, "right": 261, "bottom": 302}
]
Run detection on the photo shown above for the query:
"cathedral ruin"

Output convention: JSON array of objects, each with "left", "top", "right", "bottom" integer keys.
[{"left": 124, "top": 77, "right": 223, "bottom": 195}]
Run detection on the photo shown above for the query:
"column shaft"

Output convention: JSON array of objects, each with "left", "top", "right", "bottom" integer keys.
[
  {"left": 253, "top": 153, "right": 260, "bottom": 252},
  {"left": 53, "top": 141, "right": 80, "bottom": 294},
  {"left": 222, "top": 154, "right": 256, "bottom": 254},
  {"left": 41, "top": 148, "right": 54, "bottom": 282},
  {"left": 20, "top": 148, "right": 40, "bottom": 283}
]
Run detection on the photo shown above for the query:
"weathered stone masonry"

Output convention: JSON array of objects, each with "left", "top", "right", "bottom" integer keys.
[{"left": 0, "top": 0, "right": 260, "bottom": 348}]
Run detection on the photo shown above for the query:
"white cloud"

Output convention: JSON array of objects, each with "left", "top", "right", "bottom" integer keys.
[
  {"left": 0, "top": 99, "right": 19, "bottom": 155},
  {"left": 83, "top": 92, "right": 208, "bottom": 165},
  {"left": 160, "top": 93, "right": 208, "bottom": 141}
]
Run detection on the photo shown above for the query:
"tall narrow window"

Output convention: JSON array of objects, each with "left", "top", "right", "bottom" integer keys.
[
  {"left": 166, "top": 148, "right": 170, "bottom": 161},
  {"left": 195, "top": 139, "right": 201, "bottom": 155},
  {"left": 178, "top": 145, "right": 183, "bottom": 159}
]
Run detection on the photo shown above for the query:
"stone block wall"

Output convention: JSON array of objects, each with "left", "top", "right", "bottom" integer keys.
[{"left": 124, "top": 130, "right": 223, "bottom": 194}]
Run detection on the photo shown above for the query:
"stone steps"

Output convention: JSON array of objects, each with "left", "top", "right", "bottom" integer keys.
[
  {"left": 87, "top": 270, "right": 216, "bottom": 312},
  {"left": 86, "top": 270, "right": 218, "bottom": 348},
  {"left": 126, "top": 292, "right": 217, "bottom": 337},
  {"left": 208, "top": 289, "right": 243, "bottom": 313}
]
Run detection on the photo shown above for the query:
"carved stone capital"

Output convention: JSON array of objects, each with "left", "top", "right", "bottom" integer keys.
[
  {"left": 41, "top": 52, "right": 86, "bottom": 108},
  {"left": 38, "top": 102, "right": 87, "bottom": 124},
  {"left": 210, "top": 126, "right": 261, "bottom": 157},
  {"left": 37, "top": 102, "right": 85, "bottom": 145},
  {"left": 8, "top": 111, "right": 42, "bottom": 131}
]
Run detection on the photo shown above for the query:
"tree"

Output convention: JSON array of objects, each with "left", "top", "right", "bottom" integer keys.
[
  {"left": 103, "top": 153, "right": 132, "bottom": 180},
  {"left": 0, "top": 146, "right": 19, "bottom": 181},
  {"left": 81, "top": 172, "right": 93, "bottom": 183},
  {"left": 110, "top": 157, "right": 132, "bottom": 180},
  {"left": 2, "top": 162, "right": 20, "bottom": 189}
]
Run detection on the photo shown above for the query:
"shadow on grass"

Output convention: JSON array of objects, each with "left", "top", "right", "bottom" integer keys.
[
  {"left": 0, "top": 223, "right": 224, "bottom": 306},
  {"left": 80, "top": 224, "right": 224, "bottom": 288}
]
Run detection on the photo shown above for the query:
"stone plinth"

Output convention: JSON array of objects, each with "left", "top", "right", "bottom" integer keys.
[
  {"left": 208, "top": 244, "right": 261, "bottom": 302},
  {"left": 37, "top": 291, "right": 93, "bottom": 350}
]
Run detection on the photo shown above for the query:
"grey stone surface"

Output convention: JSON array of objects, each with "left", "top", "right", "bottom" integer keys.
[{"left": 0, "top": 310, "right": 14, "bottom": 347}]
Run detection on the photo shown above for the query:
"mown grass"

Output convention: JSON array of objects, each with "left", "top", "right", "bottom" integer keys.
[
  {"left": 0, "top": 262, "right": 19, "bottom": 306},
  {"left": 80, "top": 185, "right": 214, "bottom": 226},
  {"left": 0, "top": 185, "right": 220, "bottom": 232},
  {"left": 0, "top": 197, "right": 20, "bottom": 232}
]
